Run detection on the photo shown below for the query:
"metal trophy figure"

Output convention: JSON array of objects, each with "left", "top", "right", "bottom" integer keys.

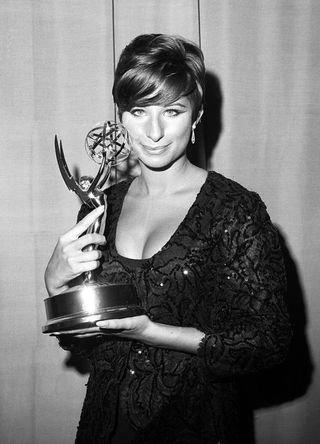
[{"left": 42, "top": 121, "right": 144, "bottom": 334}]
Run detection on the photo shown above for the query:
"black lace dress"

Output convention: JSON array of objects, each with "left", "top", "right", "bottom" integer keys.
[{"left": 60, "top": 171, "right": 291, "bottom": 443}]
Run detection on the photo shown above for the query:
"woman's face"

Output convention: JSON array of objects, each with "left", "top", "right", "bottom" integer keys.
[{"left": 121, "top": 96, "right": 193, "bottom": 170}]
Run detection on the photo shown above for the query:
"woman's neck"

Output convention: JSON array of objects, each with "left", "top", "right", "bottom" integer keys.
[{"left": 133, "top": 157, "right": 199, "bottom": 197}]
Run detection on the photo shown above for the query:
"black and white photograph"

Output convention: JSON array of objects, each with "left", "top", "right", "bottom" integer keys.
[{"left": 0, "top": 1, "right": 318, "bottom": 443}]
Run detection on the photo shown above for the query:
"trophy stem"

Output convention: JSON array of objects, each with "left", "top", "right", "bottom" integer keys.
[{"left": 83, "top": 201, "right": 106, "bottom": 284}]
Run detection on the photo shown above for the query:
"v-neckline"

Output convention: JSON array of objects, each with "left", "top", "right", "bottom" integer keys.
[{"left": 112, "top": 172, "right": 210, "bottom": 262}]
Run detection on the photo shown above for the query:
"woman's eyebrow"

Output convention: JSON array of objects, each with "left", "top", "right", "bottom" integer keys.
[{"left": 167, "top": 101, "right": 188, "bottom": 108}]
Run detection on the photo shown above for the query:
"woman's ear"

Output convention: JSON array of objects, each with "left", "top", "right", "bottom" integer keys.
[{"left": 193, "top": 107, "right": 204, "bottom": 128}]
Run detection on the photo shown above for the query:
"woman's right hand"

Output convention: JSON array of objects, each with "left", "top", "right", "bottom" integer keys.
[{"left": 44, "top": 205, "right": 106, "bottom": 297}]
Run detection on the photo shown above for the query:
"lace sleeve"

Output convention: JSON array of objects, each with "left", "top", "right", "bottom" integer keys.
[{"left": 197, "top": 193, "right": 292, "bottom": 378}]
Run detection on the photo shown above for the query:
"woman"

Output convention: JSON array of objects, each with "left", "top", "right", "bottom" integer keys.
[{"left": 45, "top": 34, "right": 291, "bottom": 443}]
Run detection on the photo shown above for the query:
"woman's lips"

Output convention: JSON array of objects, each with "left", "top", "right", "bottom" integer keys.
[{"left": 142, "top": 144, "right": 168, "bottom": 153}]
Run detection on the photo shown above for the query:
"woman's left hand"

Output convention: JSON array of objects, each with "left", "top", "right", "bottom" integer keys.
[
  {"left": 96, "top": 315, "right": 154, "bottom": 342},
  {"left": 51, "top": 315, "right": 154, "bottom": 341},
  {"left": 53, "top": 315, "right": 204, "bottom": 354}
]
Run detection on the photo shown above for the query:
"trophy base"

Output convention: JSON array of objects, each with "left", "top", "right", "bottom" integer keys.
[{"left": 42, "top": 283, "right": 144, "bottom": 334}]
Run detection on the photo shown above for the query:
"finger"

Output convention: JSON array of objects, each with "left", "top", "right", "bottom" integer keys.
[
  {"left": 66, "top": 259, "right": 101, "bottom": 275},
  {"left": 97, "top": 318, "right": 131, "bottom": 330},
  {"left": 97, "top": 323, "right": 126, "bottom": 334},
  {"left": 97, "top": 315, "right": 146, "bottom": 330},
  {"left": 75, "top": 249, "right": 102, "bottom": 263},
  {"left": 76, "top": 233, "right": 106, "bottom": 251},
  {"left": 64, "top": 206, "right": 105, "bottom": 241},
  {"left": 79, "top": 260, "right": 101, "bottom": 272}
]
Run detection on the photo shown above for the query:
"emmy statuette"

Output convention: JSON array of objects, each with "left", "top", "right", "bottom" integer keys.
[{"left": 42, "top": 122, "right": 144, "bottom": 334}]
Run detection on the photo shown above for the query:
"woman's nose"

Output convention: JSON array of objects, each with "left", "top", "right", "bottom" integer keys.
[{"left": 146, "top": 115, "right": 164, "bottom": 142}]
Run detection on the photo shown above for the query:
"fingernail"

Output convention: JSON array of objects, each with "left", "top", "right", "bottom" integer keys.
[{"left": 97, "top": 320, "right": 108, "bottom": 328}]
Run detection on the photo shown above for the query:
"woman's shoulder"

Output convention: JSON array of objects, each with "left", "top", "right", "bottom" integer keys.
[
  {"left": 205, "top": 170, "right": 267, "bottom": 217},
  {"left": 207, "top": 170, "right": 256, "bottom": 196}
]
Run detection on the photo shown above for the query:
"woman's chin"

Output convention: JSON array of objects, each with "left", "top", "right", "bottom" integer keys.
[{"left": 140, "top": 155, "right": 187, "bottom": 172}]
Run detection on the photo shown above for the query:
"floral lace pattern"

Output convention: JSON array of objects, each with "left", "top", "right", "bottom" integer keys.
[{"left": 66, "top": 171, "right": 291, "bottom": 443}]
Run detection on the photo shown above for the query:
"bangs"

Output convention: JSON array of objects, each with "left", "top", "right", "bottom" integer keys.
[{"left": 115, "top": 65, "right": 197, "bottom": 113}]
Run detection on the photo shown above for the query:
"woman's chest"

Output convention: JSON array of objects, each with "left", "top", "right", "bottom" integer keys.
[
  {"left": 104, "top": 217, "right": 219, "bottom": 322},
  {"left": 115, "top": 191, "right": 199, "bottom": 260}
]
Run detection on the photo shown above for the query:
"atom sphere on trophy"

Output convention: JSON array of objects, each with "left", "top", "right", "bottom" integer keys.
[{"left": 85, "top": 121, "right": 131, "bottom": 166}]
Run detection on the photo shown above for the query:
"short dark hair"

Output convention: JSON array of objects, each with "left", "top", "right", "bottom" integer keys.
[{"left": 112, "top": 34, "right": 205, "bottom": 119}]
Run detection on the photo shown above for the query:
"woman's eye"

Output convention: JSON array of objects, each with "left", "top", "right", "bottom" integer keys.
[
  {"left": 164, "top": 109, "right": 180, "bottom": 117},
  {"left": 131, "top": 108, "right": 145, "bottom": 117}
]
